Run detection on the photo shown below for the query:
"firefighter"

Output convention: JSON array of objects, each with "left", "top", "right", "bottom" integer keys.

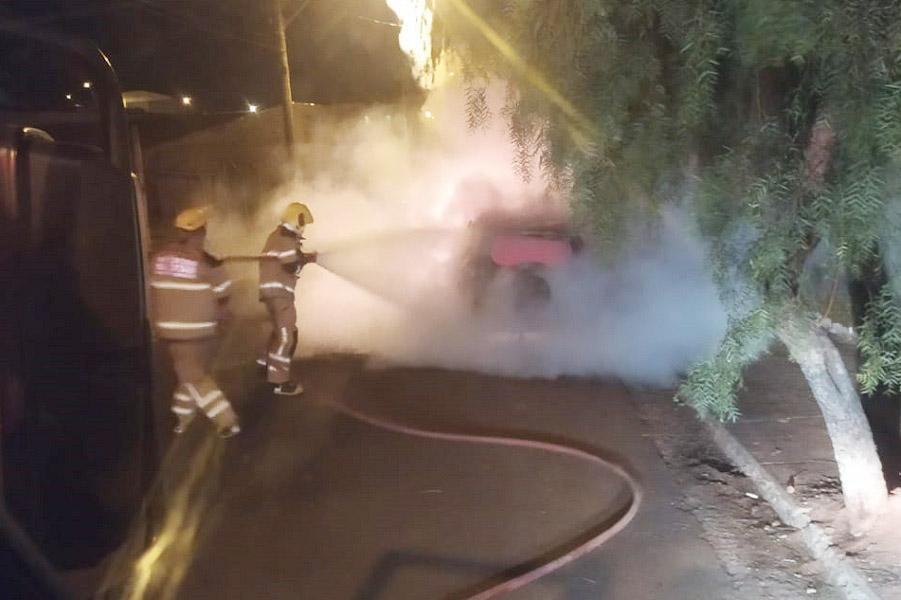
[
  {"left": 150, "top": 206, "right": 240, "bottom": 438},
  {"left": 257, "top": 202, "right": 316, "bottom": 396}
]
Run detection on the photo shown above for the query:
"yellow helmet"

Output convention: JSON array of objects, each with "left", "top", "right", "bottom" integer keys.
[
  {"left": 174, "top": 206, "right": 211, "bottom": 231},
  {"left": 281, "top": 202, "right": 314, "bottom": 230}
]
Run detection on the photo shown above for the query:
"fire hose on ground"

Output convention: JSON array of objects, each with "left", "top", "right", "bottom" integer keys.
[
  {"left": 219, "top": 251, "right": 643, "bottom": 598},
  {"left": 313, "top": 396, "right": 643, "bottom": 599}
]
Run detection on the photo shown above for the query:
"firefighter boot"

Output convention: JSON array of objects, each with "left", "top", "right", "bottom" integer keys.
[
  {"left": 219, "top": 421, "right": 242, "bottom": 439},
  {"left": 172, "top": 385, "right": 198, "bottom": 434},
  {"left": 188, "top": 378, "right": 241, "bottom": 438},
  {"left": 274, "top": 381, "right": 304, "bottom": 396}
]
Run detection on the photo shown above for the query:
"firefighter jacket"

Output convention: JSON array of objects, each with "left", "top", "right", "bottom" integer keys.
[
  {"left": 259, "top": 226, "right": 306, "bottom": 300},
  {"left": 150, "top": 243, "right": 232, "bottom": 341}
]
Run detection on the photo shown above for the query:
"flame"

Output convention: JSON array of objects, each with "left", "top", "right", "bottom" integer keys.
[{"left": 386, "top": 0, "right": 435, "bottom": 89}]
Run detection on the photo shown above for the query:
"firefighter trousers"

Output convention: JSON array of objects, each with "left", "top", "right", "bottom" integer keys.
[
  {"left": 263, "top": 296, "right": 297, "bottom": 385},
  {"left": 166, "top": 338, "right": 238, "bottom": 433}
]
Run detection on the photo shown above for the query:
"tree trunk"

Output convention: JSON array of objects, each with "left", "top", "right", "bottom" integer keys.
[{"left": 777, "top": 316, "right": 888, "bottom": 531}]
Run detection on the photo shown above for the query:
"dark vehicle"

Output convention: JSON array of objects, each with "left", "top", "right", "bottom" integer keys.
[
  {"left": 461, "top": 208, "right": 583, "bottom": 313},
  {"left": 0, "top": 22, "right": 155, "bottom": 597}
]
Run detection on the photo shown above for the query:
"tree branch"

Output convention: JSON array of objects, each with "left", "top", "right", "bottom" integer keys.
[
  {"left": 704, "top": 418, "right": 882, "bottom": 600},
  {"left": 817, "top": 315, "right": 858, "bottom": 345}
]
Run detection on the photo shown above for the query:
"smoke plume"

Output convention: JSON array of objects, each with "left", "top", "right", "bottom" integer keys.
[{"left": 211, "top": 83, "right": 727, "bottom": 385}]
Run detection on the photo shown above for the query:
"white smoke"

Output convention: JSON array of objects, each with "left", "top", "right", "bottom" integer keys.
[{"left": 213, "top": 83, "right": 727, "bottom": 385}]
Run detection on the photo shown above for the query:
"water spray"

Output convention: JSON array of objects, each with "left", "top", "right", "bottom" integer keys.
[{"left": 218, "top": 226, "right": 467, "bottom": 310}]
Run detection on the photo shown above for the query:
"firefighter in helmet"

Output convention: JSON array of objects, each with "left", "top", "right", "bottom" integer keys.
[
  {"left": 257, "top": 202, "right": 317, "bottom": 395},
  {"left": 150, "top": 206, "right": 241, "bottom": 437}
]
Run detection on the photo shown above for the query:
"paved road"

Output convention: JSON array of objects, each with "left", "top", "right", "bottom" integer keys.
[{"left": 163, "top": 357, "right": 734, "bottom": 600}]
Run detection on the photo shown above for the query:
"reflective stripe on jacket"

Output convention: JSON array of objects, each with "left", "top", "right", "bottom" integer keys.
[
  {"left": 259, "top": 226, "right": 301, "bottom": 300},
  {"left": 150, "top": 243, "right": 231, "bottom": 340}
]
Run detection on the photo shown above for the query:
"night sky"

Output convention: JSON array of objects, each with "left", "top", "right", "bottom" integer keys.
[{"left": 2, "top": 0, "right": 417, "bottom": 110}]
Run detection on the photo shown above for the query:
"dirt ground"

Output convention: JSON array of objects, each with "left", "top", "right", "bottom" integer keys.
[
  {"left": 636, "top": 348, "right": 901, "bottom": 600},
  {"left": 638, "top": 396, "right": 842, "bottom": 599}
]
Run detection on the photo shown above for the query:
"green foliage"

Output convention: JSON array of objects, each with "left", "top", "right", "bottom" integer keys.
[
  {"left": 819, "top": 164, "right": 886, "bottom": 276},
  {"left": 678, "top": 306, "right": 774, "bottom": 420},
  {"left": 439, "top": 0, "right": 901, "bottom": 417},
  {"left": 732, "top": 0, "right": 818, "bottom": 68},
  {"left": 464, "top": 81, "right": 490, "bottom": 130},
  {"left": 674, "top": 2, "right": 728, "bottom": 131},
  {"left": 858, "top": 286, "right": 901, "bottom": 394}
]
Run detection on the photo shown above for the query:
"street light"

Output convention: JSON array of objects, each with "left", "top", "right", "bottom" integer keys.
[
  {"left": 65, "top": 93, "right": 72, "bottom": 100},
  {"left": 181, "top": 96, "right": 193, "bottom": 107},
  {"left": 82, "top": 81, "right": 92, "bottom": 89},
  {"left": 248, "top": 103, "right": 259, "bottom": 114}
]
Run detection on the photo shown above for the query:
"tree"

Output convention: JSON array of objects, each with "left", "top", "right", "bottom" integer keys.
[{"left": 436, "top": 0, "right": 901, "bottom": 529}]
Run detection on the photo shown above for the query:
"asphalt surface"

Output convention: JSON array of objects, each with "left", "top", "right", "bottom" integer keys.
[{"left": 152, "top": 353, "right": 736, "bottom": 600}]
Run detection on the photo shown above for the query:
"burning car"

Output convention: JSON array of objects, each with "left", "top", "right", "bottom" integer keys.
[{"left": 460, "top": 209, "right": 583, "bottom": 313}]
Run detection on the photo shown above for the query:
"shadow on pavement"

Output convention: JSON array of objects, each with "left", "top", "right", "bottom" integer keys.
[{"left": 352, "top": 547, "right": 612, "bottom": 600}]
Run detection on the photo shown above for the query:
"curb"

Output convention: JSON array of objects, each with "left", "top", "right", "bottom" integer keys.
[{"left": 703, "top": 417, "right": 882, "bottom": 600}]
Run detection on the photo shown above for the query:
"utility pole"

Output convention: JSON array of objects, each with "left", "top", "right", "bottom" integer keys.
[{"left": 271, "top": 0, "right": 295, "bottom": 155}]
